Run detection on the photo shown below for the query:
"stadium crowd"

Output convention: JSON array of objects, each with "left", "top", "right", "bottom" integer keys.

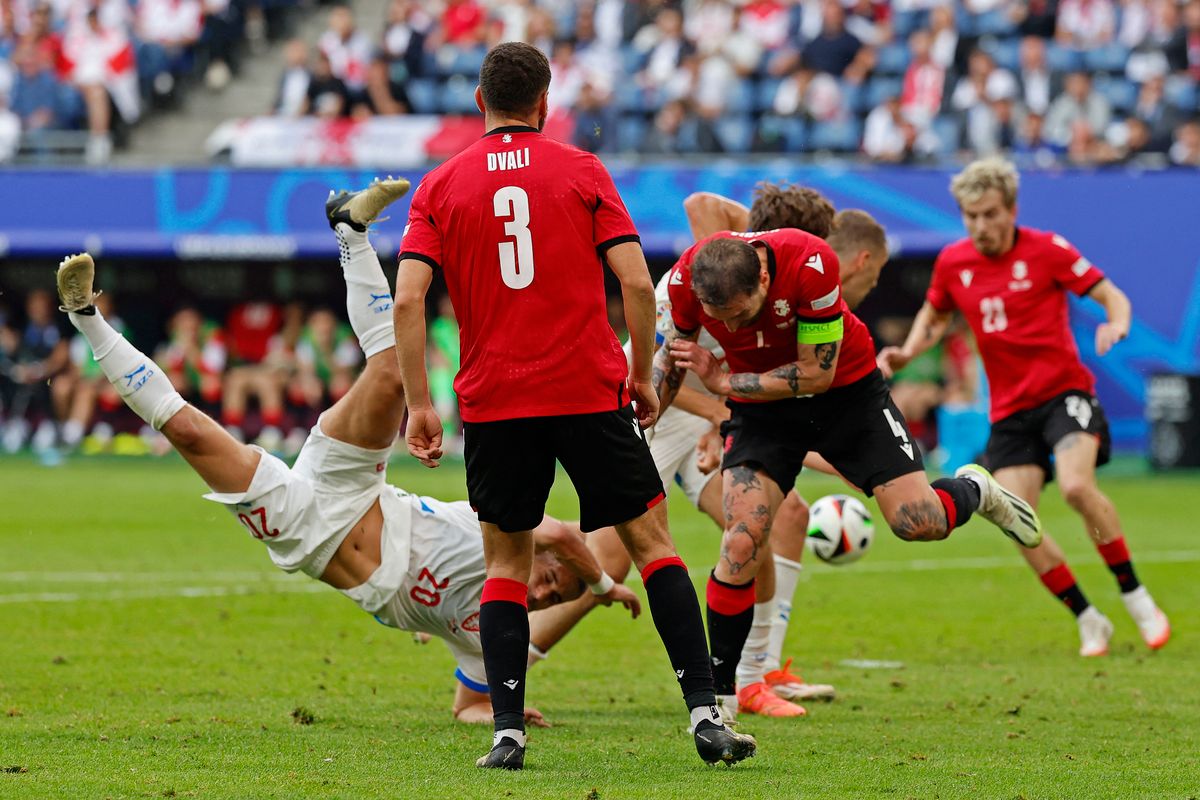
[
  {"left": 0, "top": 0, "right": 301, "bottom": 163},
  {"left": 0, "top": 289, "right": 464, "bottom": 457},
  {"left": 268, "top": 0, "right": 1200, "bottom": 165}
]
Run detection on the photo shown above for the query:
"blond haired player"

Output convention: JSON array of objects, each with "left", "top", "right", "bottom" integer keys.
[
  {"left": 53, "top": 179, "right": 642, "bottom": 727},
  {"left": 879, "top": 158, "right": 1169, "bottom": 656}
]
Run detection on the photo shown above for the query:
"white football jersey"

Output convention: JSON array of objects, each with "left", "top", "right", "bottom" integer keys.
[
  {"left": 374, "top": 495, "right": 490, "bottom": 690},
  {"left": 651, "top": 270, "right": 725, "bottom": 395}
]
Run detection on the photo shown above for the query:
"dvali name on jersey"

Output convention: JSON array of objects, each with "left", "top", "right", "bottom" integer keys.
[{"left": 486, "top": 148, "right": 531, "bottom": 172}]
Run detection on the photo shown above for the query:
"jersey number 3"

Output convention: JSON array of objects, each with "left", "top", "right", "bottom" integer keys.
[{"left": 493, "top": 186, "right": 534, "bottom": 290}]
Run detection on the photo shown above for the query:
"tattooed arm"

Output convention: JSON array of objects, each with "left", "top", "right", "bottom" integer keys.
[
  {"left": 877, "top": 302, "right": 954, "bottom": 379},
  {"left": 651, "top": 326, "right": 697, "bottom": 413},
  {"left": 671, "top": 338, "right": 842, "bottom": 401}
]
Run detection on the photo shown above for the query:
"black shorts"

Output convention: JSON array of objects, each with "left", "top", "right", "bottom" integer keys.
[
  {"left": 463, "top": 405, "right": 665, "bottom": 533},
  {"left": 981, "top": 390, "right": 1112, "bottom": 482},
  {"left": 720, "top": 369, "right": 924, "bottom": 496}
]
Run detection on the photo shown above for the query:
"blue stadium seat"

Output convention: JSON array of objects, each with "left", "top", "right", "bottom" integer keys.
[
  {"left": 1164, "top": 77, "right": 1198, "bottom": 111},
  {"left": 932, "top": 114, "right": 962, "bottom": 156},
  {"left": 876, "top": 43, "right": 911, "bottom": 76},
  {"left": 726, "top": 80, "right": 755, "bottom": 115},
  {"left": 1098, "top": 78, "right": 1137, "bottom": 113},
  {"left": 756, "top": 78, "right": 783, "bottom": 112},
  {"left": 973, "top": 9, "right": 1016, "bottom": 35},
  {"left": 1046, "top": 44, "right": 1084, "bottom": 73},
  {"left": 621, "top": 45, "right": 644, "bottom": 76},
  {"left": 405, "top": 78, "right": 440, "bottom": 114},
  {"left": 447, "top": 47, "right": 487, "bottom": 77},
  {"left": 1083, "top": 44, "right": 1131, "bottom": 74},
  {"left": 808, "top": 118, "right": 862, "bottom": 152},
  {"left": 891, "top": 9, "right": 927, "bottom": 38},
  {"left": 756, "top": 115, "right": 808, "bottom": 152},
  {"left": 614, "top": 81, "right": 645, "bottom": 113},
  {"left": 616, "top": 115, "right": 647, "bottom": 153},
  {"left": 441, "top": 77, "right": 482, "bottom": 114},
  {"left": 983, "top": 38, "right": 1020, "bottom": 72},
  {"left": 842, "top": 80, "right": 868, "bottom": 114},
  {"left": 865, "top": 76, "right": 904, "bottom": 110},
  {"left": 714, "top": 116, "right": 755, "bottom": 153}
]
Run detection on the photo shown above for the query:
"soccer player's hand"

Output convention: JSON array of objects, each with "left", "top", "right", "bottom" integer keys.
[
  {"left": 596, "top": 583, "right": 642, "bottom": 619},
  {"left": 876, "top": 346, "right": 910, "bottom": 379},
  {"left": 524, "top": 707, "right": 551, "bottom": 728},
  {"left": 1095, "top": 322, "right": 1127, "bottom": 356},
  {"left": 670, "top": 340, "right": 726, "bottom": 394},
  {"left": 405, "top": 406, "right": 444, "bottom": 468},
  {"left": 628, "top": 379, "right": 660, "bottom": 428},
  {"left": 697, "top": 427, "right": 723, "bottom": 474}
]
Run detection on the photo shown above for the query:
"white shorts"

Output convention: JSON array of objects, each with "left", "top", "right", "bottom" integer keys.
[
  {"left": 203, "top": 415, "right": 396, "bottom": 584},
  {"left": 646, "top": 406, "right": 719, "bottom": 508}
]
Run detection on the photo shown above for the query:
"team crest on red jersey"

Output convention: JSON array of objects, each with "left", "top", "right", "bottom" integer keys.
[
  {"left": 960, "top": 270, "right": 973, "bottom": 287},
  {"left": 774, "top": 298, "right": 791, "bottom": 316}
]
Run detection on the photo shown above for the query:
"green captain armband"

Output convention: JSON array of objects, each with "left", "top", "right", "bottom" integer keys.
[{"left": 796, "top": 316, "right": 843, "bottom": 344}]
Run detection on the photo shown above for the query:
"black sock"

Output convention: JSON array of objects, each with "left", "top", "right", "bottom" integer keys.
[
  {"left": 705, "top": 572, "right": 756, "bottom": 696},
  {"left": 1098, "top": 538, "right": 1141, "bottom": 593},
  {"left": 641, "top": 557, "right": 717, "bottom": 710},
  {"left": 479, "top": 578, "right": 530, "bottom": 734},
  {"left": 931, "top": 476, "right": 980, "bottom": 530},
  {"left": 1041, "top": 564, "right": 1090, "bottom": 617}
]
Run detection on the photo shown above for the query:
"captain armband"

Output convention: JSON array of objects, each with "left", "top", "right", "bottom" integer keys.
[{"left": 796, "top": 316, "right": 843, "bottom": 344}]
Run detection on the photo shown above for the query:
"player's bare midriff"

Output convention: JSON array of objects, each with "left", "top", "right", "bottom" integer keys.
[{"left": 318, "top": 497, "right": 384, "bottom": 590}]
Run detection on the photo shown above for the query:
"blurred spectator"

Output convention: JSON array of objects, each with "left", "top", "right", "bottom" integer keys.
[
  {"left": 685, "top": 0, "right": 735, "bottom": 56},
  {"left": 548, "top": 36, "right": 585, "bottom": 109},
  {"left": 1132, "top": 74, "right": 1182, "bottom": 150},
  {"left": 9, "top": 42, "right": 66, "bottom": 134},
  {"left": 1044, "top": 70, "right": 1112, "bottom": 145},
  {"left": 1016, "top": 35, "right": 1053, "bottom": 115},
  {"left": 288, "top": 307, "right": 357, "bottom": 422},
  {"left": 1, "top": 290, "right": 67, "bottom": 453},
  {"left": 221, "top": 300, "right": 285, "bottom": 444},
  {"left": 863, "top": 93, "right": 931, "bottom": 161},
  {"left": 199, "top": 0, "right": 239, "bottom": 90},
  {"left": 1066, "top": 116, "right": 1118, "bottom": 162},
  {"left": 633, "top": 7, "right": 692, "bottom": 96},
  {"left": 740, "top": 0, "right": 790, "bottom": 51},
  {"left": 438, "top": 0, "right": 486, "bottom": 48},
  {"left": 319, "top": 5, "right": 373, "bottom": 111},
  {"left": 774, "top": 60, "right": 845, "bottom": 121},
  {"left": 382, "top": 0, "right": 432, "bottom": 84},
  {"left": 1177, "top": 0, "right": 1200, "bottom": 79},
  {"left": 1104, "top": 114, "right": 1157, "bottom": 161},
  {"left": 1012, "top": 0, "right": 1060, "bottom": 38},
  {"left": 844, "top": 0, "right": 892, "bottom": 47},
  {"left": 61, "top": 7, "right": 140, "bottom": 164},
  {"left": 135, "top": 0, "right": 203, "bottom": 101},
  {"left": 1169, "top": 117, "right": 1200, "bottom": 164},
  {"left": 1056, "top": 0, "right": 1116, "bottom": 49},
  {"left": 802, "top": 0, "right": 864, "bottom": 78},
  {"left": 274, "top": 38, "right": 309, "bottom": 116},
  {"left": 571, "top": 80, "right": 615, "bottom": 152},
  {"left": 1118, "top": 0, "right": 1153, "bottom": 48},
  {"left": 0, "top": 95, "right": 17, "bottom": 161},
  {"left": 641, "top": 97, "right": 720, "bottom": 153},
  {"left": 1012, "top": 109, "right": 1064, "bottom": 164},
  {"left": 305, "top": 50, "right": 349, "bottom": 118},
  {"left": 951, "top": 49, "right": 1017, "bottom": 114},
  {"left": 900, "top": 29, "right": 945, "bottom": 126},
  {"left": 967, "top": 80, "right": 1021, "bottom": 153},
  {"left": 158, "top": 305, "right": 225, "bottom": 410},
  {"left": 929, "top": 4, "right": 959, "bottom": 70}
]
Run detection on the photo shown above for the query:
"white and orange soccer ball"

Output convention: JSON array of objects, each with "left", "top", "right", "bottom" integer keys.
[{"left": 805, "top": 494, "right": 874, "bottom": 566}]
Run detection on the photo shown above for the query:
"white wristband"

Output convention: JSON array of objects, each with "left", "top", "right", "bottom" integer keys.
[{"left": 589, "top": 572, "right": 615, "bottom": 595}]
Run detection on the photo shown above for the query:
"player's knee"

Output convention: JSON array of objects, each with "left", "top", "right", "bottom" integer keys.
[
  {"left": 1058, "top": 478, "right": 1094, "bottom": 510},
  {"left": 722, "top": 523, "right": 768, "bottom": 567},
  {"left": 885, "top": 515, "right": 948, "bottom": 542}
]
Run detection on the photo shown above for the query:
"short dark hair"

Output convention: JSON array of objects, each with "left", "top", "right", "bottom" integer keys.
[
  {"left": 692, "top": 239, "right": 760, "bottom": 307},
  {"left": 827, "top": 209, "right": 887, "bottom": 256},
  {"left": 748, "top": 182, "right": 835, "bottom": 238},
  {"left": 479, "top": 42, "right": 552, "bottom": 116}
]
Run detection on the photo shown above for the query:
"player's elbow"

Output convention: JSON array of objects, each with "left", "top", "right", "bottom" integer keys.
[
  {"left": 683, "top": 192, "right": 716, "bottom": 218},
  {"left": 811, "top": 367, "right": 836, "bottom": 395}
]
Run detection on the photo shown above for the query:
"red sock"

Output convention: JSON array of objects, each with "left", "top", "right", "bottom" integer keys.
[
  {"left": 1097, "top": 537, "right": 1140, "bottom": 593},
  {"left": 1039, "top": 563, "right": 1089, "bottom": 616}
]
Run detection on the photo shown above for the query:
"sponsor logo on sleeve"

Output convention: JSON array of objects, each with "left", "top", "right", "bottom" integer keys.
[
  {"left": 810, "top": 285, "right": 839, "bottom": 311},
  {"left": 1071, "top": 257, "right": 1093, "bottom": 277}
]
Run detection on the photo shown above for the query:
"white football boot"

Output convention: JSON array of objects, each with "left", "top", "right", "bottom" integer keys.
[
  {"left": 1121, "top": 586, "right": 1171, "bottom": 650},
  {"left": 956, "top": 463, "right": 1043, "bottom": 548},
  {"left": 1077, "top": 606, "right": 1114, "bottom": 657}
]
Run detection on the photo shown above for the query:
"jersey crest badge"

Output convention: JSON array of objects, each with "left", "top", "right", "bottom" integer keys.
[
  {"left": 1013, "top": 261, "right": 1027, "bottom": 280},
  {"left": 960, "top": 270, "right": 973, "bottom": 287},
  {"left": 502, "top": 134, "right": 512, "bottom": 143},
  {"left": 774, "top": 298, "right": 791, "bottom": 316},
  {"left": 805, "top": 253, "right": 825, "bottom": 274}
]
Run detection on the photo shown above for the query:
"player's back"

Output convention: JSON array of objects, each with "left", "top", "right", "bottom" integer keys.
[{"left": 401, "top": 127, "right": 635, "bottom": 423}]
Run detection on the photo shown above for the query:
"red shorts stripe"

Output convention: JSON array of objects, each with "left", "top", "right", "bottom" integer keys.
[
  {"left": 641, "top": 555, "right": 685, "bottom": 583},
  {"left": 646, "top": 492, "right": 665, "bottom": 511},
  {"left": 481, "top": 577, "right": 528, "bottom": 608},
  {"left": 934, "top": 488, "right": 956, "bottom": 530},
  {"left": 1097, "top": 537, "right": 1131, "bottom": 566},
  {"left": 706, "top": 575, "right": 755, "bottom": 616},
  {"left": 1039, "top": 563, "right": 1077, "bottom": 595}
]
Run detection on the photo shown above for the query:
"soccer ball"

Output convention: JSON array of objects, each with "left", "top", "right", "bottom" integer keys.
[{"left": 805, "top": 494, "right": 875, "bottom": 566}]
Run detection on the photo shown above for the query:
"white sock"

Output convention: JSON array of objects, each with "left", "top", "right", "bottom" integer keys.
[
  {"left": 690, "top": 702, "right": 723, "bottom": 731},
  {"left": 68, "top": 310, "right": 185, "bottom": 431},
  {"left": 766, "top": 555, "right": 804, "bottom": 674},
  {"left": 61, "top": 419, "right": 85, "bottom": 447},
  {"left": 735, "top": 601, "right": 776, "bottom": 687},
  {"left": 493, "top": 728, "right": 527, "bottom": 748},
  {"left": 335, "top": 223, "right": 396, "bottom": 358}
]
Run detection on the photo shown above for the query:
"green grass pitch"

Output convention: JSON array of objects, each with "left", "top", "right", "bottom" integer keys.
[{"left": 1, "top": 456, "right": 1198, "bottom": 799}]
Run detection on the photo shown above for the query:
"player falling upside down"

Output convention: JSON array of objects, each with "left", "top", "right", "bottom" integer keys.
[
  {"left": 878, "top": 158, "right": 1169, "bottom": 656},
  {"left": 52, "top": 179, "right": 644, "bottom": 728},
  {"left": 652, "top": 221, "right": 1046, "bottom": 719}
]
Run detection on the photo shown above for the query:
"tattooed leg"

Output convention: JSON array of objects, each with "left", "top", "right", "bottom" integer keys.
[
  {"left": 715, "top": 465, "right": 786, "bottom": 583},
  {"left": 874, "top": 472, "right": 952, "bottom": 541}
]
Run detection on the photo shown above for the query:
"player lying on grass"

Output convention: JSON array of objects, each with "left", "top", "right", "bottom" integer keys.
[
  {"left": 528, "top": 185, "right": 890, "bottom": 719},
  {"left": 878, "top": 157, "right": 1169, "bottom": 656},
  {"left": 652, "top": 222, "right": 1046, "bottom": 721},
  {"left": 52, "top": 179, "right": 643, "bottom": 729}
]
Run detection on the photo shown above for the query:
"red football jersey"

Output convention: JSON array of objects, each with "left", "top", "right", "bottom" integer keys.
[
  {"left": 399, "top": 126, "right": 639, "bottom": 423},
  {"left": 668, "top": 228, "right": 877, "bottom": 400},
  {"left": 927, "top": 226, "right": 1106, "bottom": 422}
]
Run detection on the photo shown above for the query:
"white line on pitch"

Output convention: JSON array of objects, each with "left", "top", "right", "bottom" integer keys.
[
  {"left": 0, "top": 571, "right": 300, "bottom": 583},
  {"left": 0, "top": 582, "right": 327, "bottom": 604},
  {"left": 812, "top": 549, "right": 1200, "bottom": 576}
]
